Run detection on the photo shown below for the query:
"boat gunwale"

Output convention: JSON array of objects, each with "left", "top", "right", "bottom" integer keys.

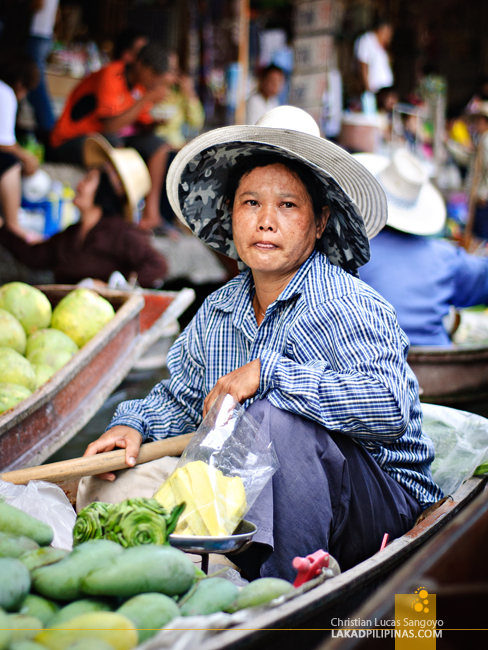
[
  {"left": 408, "top": 344, "right": 488, "bottom": 360},
  {"left": 0, "top": 286, "right": 145, "bottom": 437}
]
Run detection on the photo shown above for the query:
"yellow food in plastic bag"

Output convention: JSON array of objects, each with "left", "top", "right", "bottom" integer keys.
[{"left": 153, "top": 460, "right": 247, "bottom": 536}]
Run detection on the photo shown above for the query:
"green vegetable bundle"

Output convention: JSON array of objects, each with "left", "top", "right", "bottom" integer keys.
[{"left": 73, "top": 498, "right": 185, "bottom": 548}]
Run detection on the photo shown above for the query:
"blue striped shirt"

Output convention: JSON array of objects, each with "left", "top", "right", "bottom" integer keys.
[{"left": 110, "top": 250, "right": 442, "bottom": 508}]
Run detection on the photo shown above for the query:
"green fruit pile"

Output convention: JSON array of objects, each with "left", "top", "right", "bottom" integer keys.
[
  {"left": 0, "top": 499, "right": 295, "bottom": 650},
  {"left": 0, "top": 283, "right": 115, "bottom": 415}
]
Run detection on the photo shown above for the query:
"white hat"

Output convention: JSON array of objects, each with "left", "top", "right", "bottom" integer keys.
[
  {"left": 84, "top": 135, "right": 151, "bottom": 221},
  {"left": 166, "top": 105, "right": 388, "bottom": 274},
  {"left": 353, "top": 150, "right": 446, "bottom": 235}
]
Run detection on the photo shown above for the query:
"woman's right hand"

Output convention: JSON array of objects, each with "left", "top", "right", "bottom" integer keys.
[{"left": 83, "top": 425, "right": 143, "bottom": 481}]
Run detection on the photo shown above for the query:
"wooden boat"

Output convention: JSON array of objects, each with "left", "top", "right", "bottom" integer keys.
[
  {"left": 1, "top": 442, "right": 485, "bottom": 650},
  {"left": 320, "top": 477, "right": 488, "bottom": 650},
  {"left": 408, "top": 344, "right": 488, "bottom": 405},
  {"left": 0, "top": 285, "right": 194, "bottom": 474},
  {"left": 195, "top": 477, "right": 486, "bottom": 650}
]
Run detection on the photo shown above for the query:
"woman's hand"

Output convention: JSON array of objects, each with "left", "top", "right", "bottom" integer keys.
[
  {"left": 203, "top": 358, "right": 261, "bottom": 418},
  {"left": 83, "top": 425, "right": 143, "bottom": 481}
]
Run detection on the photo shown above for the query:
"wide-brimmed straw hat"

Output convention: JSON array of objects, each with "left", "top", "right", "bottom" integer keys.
[
  {"left": 84, "top": 135, "right": 151, "bottom": 221},
  {"left": 166, "top": 105, "right": 388, "bottom": 274},
  {"left": 353, "top": 150, "right": 446, "bottom": 236}
]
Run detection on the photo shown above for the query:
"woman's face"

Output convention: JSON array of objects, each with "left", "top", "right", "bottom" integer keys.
[
  {"left": 74, "top": 168, "right": 101, "bottom": 212},
  {"left": 231, "top": 163, "right": 328, "bottom": 278}
]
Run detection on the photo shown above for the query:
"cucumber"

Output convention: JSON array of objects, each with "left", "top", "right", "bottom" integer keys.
[
  {"left": 19, "top": 548, "right": 68, "bottom": 572},
  {"left": 19, "top": 595, "right": 59, "bottom": 627},
  {"left": 179, "top": 577, "right": 239, "bottom": 617},
  {"left": 0, "top": 502, "right": 53, "bottom": 546},
  {"left": 0, "top": 532, "right": 39, "bottom": 558},
  {"left": 82, "top": 545, "right": 196, "bottom": 598},
  {"left": 48, "top": 600, "right": 113, "bottom": 627},
  {"left": 0, "top": 558, "right": 31, "bottom": 612},
  {"left": 226, "top": 577, "right": 294, "bottom": 612},
  {"left": 0, "top": 607, "right": 12, "bottom": 650},
  {"left": 6, "top": 615, "right": 43, "bottom": 642},
  {"left": 32, "top": 540, "right": 124, "bottom": 601},
  {"left": 35, "top": 612, "right": 138, "bottom": 650},
  {"left": 117, "top": 593, "right": 179, "bottom": 642}
]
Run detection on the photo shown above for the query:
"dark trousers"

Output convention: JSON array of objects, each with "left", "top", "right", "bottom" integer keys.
[{"left": 233, "top": 399, "right": 422, "bottom": 582}]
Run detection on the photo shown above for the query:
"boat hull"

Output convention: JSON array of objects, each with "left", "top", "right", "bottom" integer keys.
[
  {"left": 193, "top": 478, "right": 486, "bottom": 650},
  {"left": 408, "top": 345, "right": 488, "bottom": 404}
]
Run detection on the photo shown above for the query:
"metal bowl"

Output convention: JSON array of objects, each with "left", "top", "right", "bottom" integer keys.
[{"left": 168, "top": 519, "right": 257, "bottom": 555}]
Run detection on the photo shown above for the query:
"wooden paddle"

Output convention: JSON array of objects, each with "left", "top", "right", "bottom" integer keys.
[{"left": 0, "top": 433, "right": 194, "bottom": 485}]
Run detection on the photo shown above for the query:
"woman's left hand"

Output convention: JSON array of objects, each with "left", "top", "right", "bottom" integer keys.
[{"left": 203, "top": 358, "right": 261, "bottom": 417}]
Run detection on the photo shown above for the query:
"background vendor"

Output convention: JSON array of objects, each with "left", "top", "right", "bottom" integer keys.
[
  {"left": 82, "top": 106, "right": 441, "bottom": 582},
  {"left": 0, "top": 136, "right": 168, "bottom": 288},
  {"left": 357, "top": 149, "right": 488, "bottom": 346},
  {"left": 50, "top": 42, "right": 177, "bottom": 231}
]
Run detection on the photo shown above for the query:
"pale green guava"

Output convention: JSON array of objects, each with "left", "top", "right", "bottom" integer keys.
[
  {"left": 50, "top": 289, "right": 115, "bottom": 347},
  {"left": 0, "top": 383, "right": 32, "bottom": 414},
  {"left": 0, "top": 282, "right": 51, "bottom": 336},
  {"left": 26, "top": 328, "right": 78, "bottom": 357},
  {"left": 0, "top": 309, "right": 27, "bottom": 354},
  {"left": 0, "top": 348, "right": 36, "bottom": 391}
]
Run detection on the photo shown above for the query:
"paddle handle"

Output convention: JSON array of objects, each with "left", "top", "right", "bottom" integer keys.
[{"left": 0, "top": 433, "right": 194, "bottom": 485}]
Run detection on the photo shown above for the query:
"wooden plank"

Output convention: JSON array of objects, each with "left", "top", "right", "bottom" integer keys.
[{"left": 1, "top": 433, "right": 194, "bottom": 484}]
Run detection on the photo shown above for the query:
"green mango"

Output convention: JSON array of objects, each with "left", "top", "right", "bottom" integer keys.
[
  {"left": 0, "top": 501, "right": 53, "bottom": 546},
  {"left": 82, "top": 545, "right": 196, "bottom": 598},
  {"left": 226, "top": 577, "right": 294, "bottom": 612},
  {"left": 32, "top": 540, "right": 123, "bottom": 601},
  {"left": 179, "top": 577, "right": 239, "bottom": 617},
  {"left": 117, "top": 593, "right": 179, "bottom": 642},
  {"left": 10, "top": 641, "right": 50, "bottom": 650},
  {"left": 19, "top": 548, "right": 68, "bottom": 572},
  {"left": 0, "top": 558, "right": 31, "bottom": 612},
  {"left": 0, "top": 532, "right": 39, "bottom": 558},
  {"left": 0, "top": 607, "right": 12, "bottom": 650},
  {"left": 19, "top": 595, "right": 59, "bottom": 627},
  {"left": 48, "top": 600, "right": 113, "bottom": 627},
  {"left": 6, "top": 615, "right": 43, "bottom": 642}
]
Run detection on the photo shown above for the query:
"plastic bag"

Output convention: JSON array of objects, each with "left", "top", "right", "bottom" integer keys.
[
  {"left": 153, "top": 394, "right": 279, "bottom": 536},
  {"left": 0, "top": 479, "right": 76, "bottom": 550},
  {"left": 422, "top": 403, "right": 488, "bottom": 496}
]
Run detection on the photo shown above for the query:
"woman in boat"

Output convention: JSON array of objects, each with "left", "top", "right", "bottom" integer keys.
[
  {"left": 0, "top": 135, "right": 168, "bottom": 288},
  {"left": 356, "top": 149, "right": 488, "bottom": 346},
  {"left": 83, "top": 106, "right": 442, "bottom": 581}
]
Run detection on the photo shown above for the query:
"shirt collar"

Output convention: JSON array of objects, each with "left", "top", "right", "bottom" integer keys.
[{"left": 208, "top": 249, "right": 321, "bottom": 314}]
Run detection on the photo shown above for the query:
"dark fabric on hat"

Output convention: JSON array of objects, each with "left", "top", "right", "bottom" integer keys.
[
  {"left": 178, "top": 142, "right": 371, "bottom": 276},
  {"left": 231, "top": 399, "right": 421, "bottom": 582}
]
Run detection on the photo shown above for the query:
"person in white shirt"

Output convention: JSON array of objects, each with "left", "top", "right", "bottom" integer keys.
[
  {"left": 354, "top": 19, "right": 394, "bottom": 94},
  {"left": 27, "top": 0, "right": 60, "bottom": 137},
  {"left": 0, "top": 54, "right": 42, "bottom": 241},
  {"left": 246, "top": 64, "right": 285, "bottom": 125}
]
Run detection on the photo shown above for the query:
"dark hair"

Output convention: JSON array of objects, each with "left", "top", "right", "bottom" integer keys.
[
  {"left": 373, "top": 17, "right": 392, "bottom": 30},
  {"left": 113, "top": 28, "right": 148, "bottom": 61},
  {"left": 94, "top": 171, "right": 125, "bottom": 217},
  {"left": 261, "top": 64, "right": 285, "bottom": 79},
  {"left": 136, "top": 42, "right": 170, "bottom": 74},
  {"left": 0, "top": 52, "right": 39, "bottom": 92},
  {"left": 225, "top": 153, "right": 329, "bottom": 225}
]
